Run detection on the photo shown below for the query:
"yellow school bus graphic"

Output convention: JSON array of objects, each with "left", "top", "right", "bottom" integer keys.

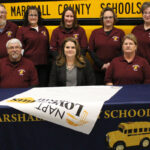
[{"left": 106, "top": 122, "right": 150, "bottom": 150}]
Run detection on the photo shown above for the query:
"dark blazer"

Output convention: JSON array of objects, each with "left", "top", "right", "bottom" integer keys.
[{"left": 49, "top": 59, "right": 95, "bottom": 86}]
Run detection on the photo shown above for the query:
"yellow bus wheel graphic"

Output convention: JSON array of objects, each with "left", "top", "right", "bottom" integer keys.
[
  {"left": 113, "top": 142, "right": 125, "bottom": 150},
  {"left": 140, "top": 138, "right": 150, "bottom": 148}
]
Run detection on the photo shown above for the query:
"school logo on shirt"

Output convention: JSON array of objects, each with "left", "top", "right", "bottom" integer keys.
[
  {"left": 112, "top": 36, "right": 119, "bottom": 41},
  {"left": 18, "top": 69, "right": 25, "bottom": 76},
  {"left": 132, "top": 64, "right": 140, "bottom": 71},
  {"left": 6, "top": 31, "right": 12, "bottom": 37},
  {"left": 73, "top": 34, "right": 79, "bottom": 39},
  {"left": 41, "top": 31, "right": 46, "bottom": 36}
]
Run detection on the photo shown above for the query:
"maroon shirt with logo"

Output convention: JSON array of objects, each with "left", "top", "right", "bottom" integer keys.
[
  {"left": 50, "top": 26, "right": 88, "bottom": 53},
  {"left": 0, "top": 21, "right": 18, "bottom": 58},
  {"left": 89, "top": 27, "right": 125, "bottom": 68},
  {"left": 0, "top": 57, "right": 38, "bottom": 88},
  {"left": 132, "top": 24, "right": 150, "bottom": 64},
  {"left": 105, "top": 56, "right": 150, "bottom": 85},
  {"left": 16, "top": 26, "right": 49, "bottom": 65}
]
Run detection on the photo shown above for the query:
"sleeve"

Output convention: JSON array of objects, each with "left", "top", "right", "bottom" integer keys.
[
  {"left": 84, "top": 59, "right": 96, "bottom": 85},
  {"left": 88, "top": 31, "right": 104, "bottom": 68},
  {"left": 50, "top": 28, "right": 59, "bottom": 59},
  {"left": 104, "top": 61, "right": 114, "bottom": 84},
  {"left": 13, "top": 23, "right": 19, "bottom": 37},
  {"left": 16, "top": 27, "right": 25, "bottom": 49},
  {"left": 142, "top": 59, "right": 150, "bottom": 84},
  {"left": 79, "top": 27, "right": 88, "bottom": 56},
  {"left": 48, "top": 62, "right": 57, "bottom": 86},
  {"left": 29, "top": 62, "right": 39, "bottom": 87}
]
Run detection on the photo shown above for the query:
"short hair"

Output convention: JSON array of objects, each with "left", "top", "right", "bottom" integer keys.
[
  {"left": 23, "top": 6, "right": 42, "bottom": 26},
  {"left": 122, "top": 33, "right": 138, "bottom": 46},
  {"left": 0, "top": 4, "right": 7, "bottom": 13},
  {"left": 56, "top": 37, "right": 85, "bottom": 68},
  {"left": 100, "top": 7, "right": 117, "bottom": 26},
  {"left": 60, "top": 7, "right": 78, "bottom": 29},
  {"left": 6, "top": 38, "right": 22, "bottom": 49},
  {"left": 141, "top": 2, "right": 150, "bottom": 14}
]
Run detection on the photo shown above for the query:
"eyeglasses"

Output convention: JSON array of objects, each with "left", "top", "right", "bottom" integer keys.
[
  {"left": 103, "top": 16, "right": 114, "bottom": 20},
  {"left": 143, "top": 11, "right": 150, "bottom": 15},
  {"left": 8, "top": 46, "right": 21, "bottom": 50},
  {"left": 28, "top": 14, "right": 38, "bottom": 17},
  {"left": 0, "top": 11, "right": 6, "bottom": 15}
]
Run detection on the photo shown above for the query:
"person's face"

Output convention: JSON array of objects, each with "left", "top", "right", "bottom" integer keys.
[
  {"left": 64, "top": 41, "right": 76, "bottom": 58},
  {"left": 7, "top": 42, "right": 22, "bottom": 61},
  {"left": 122, "top": 39, "right": 137, "bottom": 55},
  {"left": 28, "top": 9, "right": 38, "bottom": 27},
  {"left": 103, "top": 11, "right": 114, "bottom": 28},
  {"left": 0, "top": 6, "right": 7, "bottom": 26},
  {"left": 64, "top": 10, "right": 74, "bottom": 28},
  {"left": 143, "top": 7, "right": 150, "bottom": 24}
]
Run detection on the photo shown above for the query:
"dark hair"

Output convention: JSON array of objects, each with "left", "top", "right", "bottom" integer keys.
[
  {"left": 56, "top": 37, "right": 85, "bottom": 68},
  {"left": 60, "top": 7, "right": 78, "bottom": 29},
  {"left": 23, "top": 6, "right": 42, "bottom": 26},
  {"left": 100, "top": 7, "right": 117, "bottom": 26},
  {"left": 141, "top": 2, "right": 150, "bottom": 14}
]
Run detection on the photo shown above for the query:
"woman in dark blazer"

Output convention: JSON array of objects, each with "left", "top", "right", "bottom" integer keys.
[{"left": 49, "top": 37, "right": 95, "bottom": 86}]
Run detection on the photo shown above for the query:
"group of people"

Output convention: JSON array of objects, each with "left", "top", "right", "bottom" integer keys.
[{"left": 0, "top": 2, "right": 150, "bottom": 88}]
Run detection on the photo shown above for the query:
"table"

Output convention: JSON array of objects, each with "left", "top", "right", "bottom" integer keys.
[{"left": 0, "top": 85, "right": 150, "bottom": 150}]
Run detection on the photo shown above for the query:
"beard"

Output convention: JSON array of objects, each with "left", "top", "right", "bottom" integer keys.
[{"left": 0, "top": 19, "right": 6, "bottom": 27}]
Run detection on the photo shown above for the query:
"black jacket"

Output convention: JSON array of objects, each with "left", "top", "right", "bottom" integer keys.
[{"left": 49, "top": 59, "right": 95, "bottom": 86}]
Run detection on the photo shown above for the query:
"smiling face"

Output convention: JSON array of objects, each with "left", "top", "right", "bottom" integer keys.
[
  {"left": 103, "top": 10, "right": 114, "bottom": 28},
  {"left": 143, "top": 7, "right": 150, "bottom": 24},
  {"left": 0, "top": 5, "right": 7, "bottom": 27},
  {"left": 7, "top": 42, "right": 22, "bottom": 62},
  {"left": 122, "top": 38, "right": 137, "bottom": 55},
  {"left": 64, "top": 10, "right": 74, "bottom": 28},
  {"left": 64, "top": 41, "right": 76, "bottom": 58},
  {"left": 28, "top": 9, "right": 38, "bottom": 27}
]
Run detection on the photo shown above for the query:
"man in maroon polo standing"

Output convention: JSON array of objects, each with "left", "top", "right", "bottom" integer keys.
[
  {"left": 0, "top": 4, "right": 18, "bottom": 58},
  {"left": 0, "top": 38, "right": 39, "bottom": 88}
]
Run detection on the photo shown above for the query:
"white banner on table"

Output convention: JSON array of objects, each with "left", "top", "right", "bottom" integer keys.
[{"left": 0, "top": 86, "right": 122, "bottom": 134}]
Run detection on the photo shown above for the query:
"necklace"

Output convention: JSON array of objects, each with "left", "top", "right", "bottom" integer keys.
[{"left": 66, "top": 64, "right": 74, "bottom": 70}]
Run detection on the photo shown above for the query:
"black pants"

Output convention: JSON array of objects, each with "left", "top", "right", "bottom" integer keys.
[
  {"left": 95, "top": 70, "right": 105, "bottom": 85},
  {"left": 35, "top": 64, "right": 51, "bottom": 87}
]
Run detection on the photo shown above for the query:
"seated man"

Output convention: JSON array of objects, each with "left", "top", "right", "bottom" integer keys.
[{"left": 0, "top": 38, "right": 39, "bottom": 88}]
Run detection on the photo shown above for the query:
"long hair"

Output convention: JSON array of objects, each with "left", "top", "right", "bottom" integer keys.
[
  {"left": 60, "top": 7, "right": 78, "bottom": 29},
  {"left": 23, "top": 6, "right": 42, "bottom": 26},
  {"left": 56, "top": 37, "right": 85, "bottom": 68},
  {"left": 100, "top": 7, "right": 117, "bottom": 26}
]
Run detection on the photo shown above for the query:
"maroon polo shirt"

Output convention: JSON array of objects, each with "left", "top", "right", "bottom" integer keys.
[
  {"left": 89, "top": 27, "right": 125, "bottom": 64},
  {"left": 0, "top": 57, "right": 39, "bottom": 88},
  {"left": 16, "top": 26, "right": 49, "bottom": 65},
  {"left": 0, "top": 21, "right": 18, "bottom": 58},
  {"left": 132, "top": 24, "right": 150, "bottom": 64},
  {"left": 50, "top": 26, "right": 88, "bottom": 52},
  {"left": 105, "top": 56, "right": 150, "bottom": 85}
]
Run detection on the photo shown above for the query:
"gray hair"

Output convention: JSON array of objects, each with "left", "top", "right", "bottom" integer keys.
[
  {"left": 6, "top": 38, "right": 22, "bottom": 49},
  {"left": 0, "top": 4, "right": 7, "bottom": 12}
]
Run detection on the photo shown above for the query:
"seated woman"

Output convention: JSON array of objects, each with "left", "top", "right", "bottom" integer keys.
[
  {"left": 49, "top": 37, "right": 95, "bottom": 86},
  {"left": 105, "top": 33, "right": 150, "bottom": 85}
]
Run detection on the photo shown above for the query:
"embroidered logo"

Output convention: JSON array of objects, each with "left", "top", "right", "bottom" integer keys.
[
  {"left": 112, "top": 36, "right": 119, "bottom": 41},
  {"left": 6, "top": 31, "right": 12, "bottom": 37},
  {"left": 132, "top": 64, "right": 140, "bottom": 71},
  {"left": 41, "top": 31, "right": 46, "bottom": 36},
  {"left": 18, "top": 69, "right": 25, "bottom": 76},
  {"left": 73, "top": 34, "right": 79, "bottom": 39}
]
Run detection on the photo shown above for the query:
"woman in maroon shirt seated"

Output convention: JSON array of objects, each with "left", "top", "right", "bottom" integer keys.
[
  {"left": 89, "top": 7, "right": 125, "bottom": 85},
  {"left": 49, "top": 37, "right": 95, "bottom": 86},
  {"left": 132, "top": 2, "right": 150, "bottom": 64},
  {"left": 16, "top": 6, "right": 50, "bottom": 87},
  {"left": 50, "top": 7, "right": 88, "bottom": 58},
  {"left": 105, "top": 33, "right": 150, "bottom": 85}
]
